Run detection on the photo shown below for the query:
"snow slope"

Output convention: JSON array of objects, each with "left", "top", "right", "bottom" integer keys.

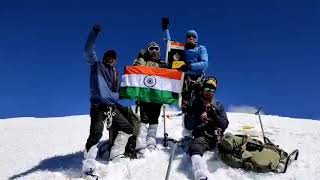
[{"left": 1, "top": 110, "right": 320, "bottom": 180}]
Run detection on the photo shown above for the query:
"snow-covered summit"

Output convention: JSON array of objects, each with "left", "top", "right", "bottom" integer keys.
[{"left": 1, "top": 111, "right": 319, "bottom": 180}]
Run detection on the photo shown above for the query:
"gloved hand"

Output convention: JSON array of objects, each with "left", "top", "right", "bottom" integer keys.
[
  {"left": 177, "top": 63, "right": 191, "bottom": 72},
  {"left": 206, "top": 104, "right": 217, "bottom": 115},
  {"left": 92, "top": 24, "right": 102, "bottom": 33},
  {"left": 161, "top": 17, "right": 169, "bottom": 30}
]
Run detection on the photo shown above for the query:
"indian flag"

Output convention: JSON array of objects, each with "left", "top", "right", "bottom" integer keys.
[{"left": 120, "top": 66, "right": 184, "bottom": 106}]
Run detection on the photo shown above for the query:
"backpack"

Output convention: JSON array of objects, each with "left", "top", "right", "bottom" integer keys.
[
  {"left": 218, "top": 132, "right": 288, "bottom": 173},
  {"left": 109, "top": 106, "right": 140, "bottom": 159}
]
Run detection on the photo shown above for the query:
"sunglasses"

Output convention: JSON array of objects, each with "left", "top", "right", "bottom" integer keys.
[
  {"left": 204, "top": 87, "right": 216, "bottom": 93},
  {"left": 186, "top": 34, "right": 196, "bottom": 39},
  {"left": 148, "top": 46, "right": 160, "bottom": 52}
]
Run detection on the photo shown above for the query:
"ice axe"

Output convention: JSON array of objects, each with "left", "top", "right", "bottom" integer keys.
[
  {"left": 164, "top": 138, "right": 180, "bottom": 180},
  {"left": 162, "top": 105, "right": 169, "bottom": 147},
  {"left": 161, "top": 105, "right": 182, "bottom": 180},
  {"left": 255, "top": 106, "right": 267, "bottom": 143},
  {"left": 255, "top": 106, "right": 299, "bottom": 172}
]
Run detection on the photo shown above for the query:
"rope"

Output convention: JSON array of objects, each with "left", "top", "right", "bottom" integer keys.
[{"left": 104, "top": 106, "right": 116, "bottom": 129}]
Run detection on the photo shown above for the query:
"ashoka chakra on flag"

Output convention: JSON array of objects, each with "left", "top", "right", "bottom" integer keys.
[{"left": 120, "top": 66, "right": 184, "bottom": 106}]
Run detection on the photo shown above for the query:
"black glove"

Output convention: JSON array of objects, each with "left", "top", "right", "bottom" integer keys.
[
  {"left": 92, "top": 24, "right": 102, "bottom": 33},
  {"left": 207, "top": 106, "right": 218, "bottom": 120},
  {"left": 177, "top": 63, "right": 191, "bottom": 72},
  {"left": 206, "top": 104, "right": 216, "bottom": 113},
  {"left": 161, "top": 17, "right": 169, "bottom": 30}
]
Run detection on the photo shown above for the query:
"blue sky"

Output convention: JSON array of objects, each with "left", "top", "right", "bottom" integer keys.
[{"left": 0, "top": 0, "right": 319, "bottom": 119}]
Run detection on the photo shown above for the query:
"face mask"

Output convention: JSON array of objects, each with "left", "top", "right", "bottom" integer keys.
[{"left": 147, "top": 46, "right": 160, "bottom": 61}]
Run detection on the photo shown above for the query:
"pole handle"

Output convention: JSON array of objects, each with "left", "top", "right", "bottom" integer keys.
[{"left": 255, "top": 106, "right": 262, "bottom": 115}]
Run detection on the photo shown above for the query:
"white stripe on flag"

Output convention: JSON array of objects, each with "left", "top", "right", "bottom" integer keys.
[
  {"left": 121, "top": 74, "right": 183, "bottom": 93},
  {"left": 170, "top": 45, "right": 184, "bottom": 50}
]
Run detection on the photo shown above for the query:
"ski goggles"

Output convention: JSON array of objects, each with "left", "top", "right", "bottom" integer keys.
[
  {"left": 148, "top": 46, "right": 160, "bottom": 52},
  {"left": 204, "top": 87, "right": 216, "bottom": 93}
]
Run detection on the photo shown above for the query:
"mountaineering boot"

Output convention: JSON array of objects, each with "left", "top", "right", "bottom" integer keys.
[
  {"left": 109, "top": 131, "right": 132, "bottom": 161},
  {"left": 82, "top": 145, "right": 100, "bottom": 179},
  {"left": 146, "top": 124, "right": 158, "bottom": 149},
  {"left": 135, "top": 123, "right": 148, "bottom": 157},
  {"left": 191, "top": 154, "right": 209, "bottom": 180}
]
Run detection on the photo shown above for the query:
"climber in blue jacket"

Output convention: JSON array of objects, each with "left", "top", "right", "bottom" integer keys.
[{"left": 161, "top": 17, "right": 209, "bottom": 111}]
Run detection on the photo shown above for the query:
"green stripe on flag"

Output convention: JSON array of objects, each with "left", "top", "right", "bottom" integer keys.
[{"left": 120, "top": 87, "right": 180, "bottom": 105}]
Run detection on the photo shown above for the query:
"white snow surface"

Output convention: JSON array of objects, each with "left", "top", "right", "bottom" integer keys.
[{"left": 1, "top": 109, "right": 320, "bottom": 180}]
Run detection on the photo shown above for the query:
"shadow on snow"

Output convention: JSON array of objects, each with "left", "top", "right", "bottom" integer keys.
[{"left": 9, "top": 151, "right": 83, "bottom": 179}]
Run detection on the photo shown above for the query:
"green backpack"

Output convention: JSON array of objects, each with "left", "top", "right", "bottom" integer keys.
[
  {"left": 218, "top": 132, "right": 288, "bottom": 173},
  {"left": 109, "top": 106, "right": 140, "bottom": 159}
]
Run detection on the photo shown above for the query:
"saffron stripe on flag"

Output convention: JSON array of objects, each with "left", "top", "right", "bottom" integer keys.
[{"left": 124, "top": 66, "right": 183, "bottom": 80}]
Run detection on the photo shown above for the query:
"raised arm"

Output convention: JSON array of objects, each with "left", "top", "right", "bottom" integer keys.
[
  {"left": 190, "top": 45, "right": 208, "bottom": 71},
  {"left": 84, "top": 24, "right": 101, "bottom": 65},
  {"left": 161, "top": 17, "right": 171, "bottom": 42}
]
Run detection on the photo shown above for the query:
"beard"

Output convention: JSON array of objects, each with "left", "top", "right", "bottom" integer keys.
[
  {"left": 185, "top": 41, "right": 196, "bottom": 49},
  {"left": 202, "top": 92, "right": 214, "bottom": 101},
  {"left": 148, "top": 51, "right": 161, "bottom": 61}
]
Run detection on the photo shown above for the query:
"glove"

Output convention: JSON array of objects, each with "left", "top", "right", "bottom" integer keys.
[
  {"left": 161, "top": 17, "right": 169, "bottom": 30},
  {"left": 92, "top": 24, "right": 102, "bottom": 33},
  {"left": 207, "top": 105, "right": 218, "bottom": 122},
  {"left": 177, "top": 63, "right": 191, "bottom": 72}
]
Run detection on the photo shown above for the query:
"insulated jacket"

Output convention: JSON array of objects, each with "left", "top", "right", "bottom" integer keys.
[
  {"left": 84, "top": 29, "right": 119, "bottom": 105},
  {"left": 133, "top": 49, "right": 167, "bottom": 68},
  {"left": 164, "top": 29, "right": 208, "bottom": 76},
  {"left": 187, "top": 97, "right": 229, "bottom": 138}
]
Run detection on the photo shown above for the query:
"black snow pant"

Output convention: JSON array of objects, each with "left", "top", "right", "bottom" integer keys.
[
  {"left": 139, "top": 101, "right": 162, "bottom": 125},
  {"left": 188, "top": 136, "right": 217, "bottom": 156},
  {"left": 85, "top": 103, "right": 133, "bottom": 151}
]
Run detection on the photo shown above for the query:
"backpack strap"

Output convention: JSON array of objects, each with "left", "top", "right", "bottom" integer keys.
[{"left": 264, "top": 137, "right": 288, "bottom": 162}]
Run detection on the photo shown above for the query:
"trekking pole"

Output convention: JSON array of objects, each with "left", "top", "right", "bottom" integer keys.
[
  {"left": 165, "top": 138, "right": 179, "bottom": 180},
  {"left": 164, "top": 39, "right": 170, "bottom": 65},
  {"left": 255, "top": 106, "right": 267, "bottom": 143},
  {"left": 163, "top": 105, "right": 169, "bottom": 147},
  {"left": 135, "top": 101, "right": 139, "bottom": 114}
]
